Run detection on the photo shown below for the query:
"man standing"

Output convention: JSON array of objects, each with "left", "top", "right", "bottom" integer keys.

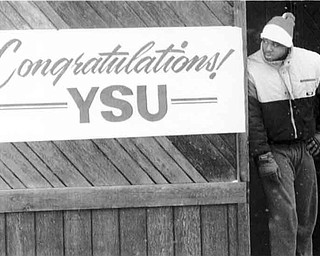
[{"left": 248, "top": 13, "right": 320, "bottom": 256}]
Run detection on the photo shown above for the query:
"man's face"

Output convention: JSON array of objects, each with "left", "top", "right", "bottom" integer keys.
[{"left": 261, "top": 38, "right": 289, "bottom": 61}]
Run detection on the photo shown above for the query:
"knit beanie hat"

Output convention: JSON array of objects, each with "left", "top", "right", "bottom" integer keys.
[{"left": 260, "top": 12, "right": 295, "bottom": 47}]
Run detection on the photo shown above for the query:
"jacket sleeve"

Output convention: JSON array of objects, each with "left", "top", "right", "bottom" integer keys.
[{"left": 248, "top": 73, "right": 271, "bottom": 158}]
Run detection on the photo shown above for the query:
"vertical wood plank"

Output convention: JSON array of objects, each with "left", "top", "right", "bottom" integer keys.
[
  {"left": 228, "top": 204, "right": 239, "bottom": 256},
  {"left": 234, "top": 0, "right": 249, "bottom": 182},
  {"left": 174, "top": 206, "right": 201, "bottom": 256},
  {"left": 6, "top": 212, "right": 35, "bottom": 256},
  {"left": 35, "top": 211, "right": 64, "bottom": 256},
  {"left": 92, "top": 209, "right": 119, "bottom": 256},
  {"left": 147, "top": 207, "right": 174, "bottom": 256},
  {"left": 0, "top": 178, "right": 10, "bottom": 256},
  {"left": 238, "top": 203, "right": 250, "bottom": 256},
  {"left": 64, "top": 210, "right": 92, "bottom": 256},
  {"left": 0, "top": 213, "right": 5, "bottom": 256},
  {"left": 201, "top": 205, "right": 228, "bottom": 256},
  {"left": 120, "top": 208, "right": 147, "bottom": 256}
]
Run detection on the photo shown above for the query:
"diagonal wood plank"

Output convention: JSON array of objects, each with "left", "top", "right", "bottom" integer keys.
[
  {"left": 204, "top": 1, "right": 234, "bottom": 26},
  {"left": 98, "top": 1, "right": 146, "bottom": 27},
  {"left": 205, "top": 134, "right": 236, "bottom": 168},
  {"left": 155, "top": 136, "right": 207, "bottom": 183},
  {"left": 0, "top": 10, "right": 15, "bottom": 29},
  {"left": 0, "top": 143, "right": 52, "bottom": 188},
  {"left": 85, "top": 1, "right": 123, "bottom": 28},
  {"left": 138, "top": 1, "right": 184, "bottom": 27},
  {"left": 0, "top": 160, "right": 25, "bottom": 189},
  {"left": 0, "top": 2, "right": 30, "bottom": 29},
  {"left": 48, "top": 1, "right": 108, "bottom": 28},
  {"left": 169, "top": 135, "right": 236, "bottom": 182},
  {"left": 33, "top": 1, "right": 69, "bottom": 29},
  {"left": 9, "top": 1, "right": 56, "bottom": 29},
  {"left": 117, "top": 138, "right": 168, "bottom": 184},
  {"left": 14, "top": 142, "right": 65, "bottom": 188},
  {"left": 54, "top": 140, "right": 130, "bottom": 186},
  {"left": 94, "top": 139, "right": 154, "bottom": 185},
  {"left": 131, "top": 137, "right": 193, "bottom": 184},
  {"left": 28, "top": 141, "right": 92, "bottom": 187},
  {"left": 126, "top": 1, "right": 159, "bottom": 27},
  {"left": 167, "top": 1, "right": 224, "bottom": 26}
]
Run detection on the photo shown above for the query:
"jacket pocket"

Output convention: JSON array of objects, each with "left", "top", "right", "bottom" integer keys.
[{"left": 300, "top": 78, "right": 318, "bottom": 97}]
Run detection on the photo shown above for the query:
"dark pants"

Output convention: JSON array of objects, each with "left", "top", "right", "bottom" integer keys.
[{"left": 262, "top": 142, "right": 318, "bottom": 256}]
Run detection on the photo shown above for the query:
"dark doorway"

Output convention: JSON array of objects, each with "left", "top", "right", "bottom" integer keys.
[{"left": 246, "top": 1, "right": 320, "bottom": 255}]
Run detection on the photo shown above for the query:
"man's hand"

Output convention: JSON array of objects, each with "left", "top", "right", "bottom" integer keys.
[
  {"left": 306, "top": 133, "right": 320, "bottom": 156},
  {"left": 257, "top": 152, "right": 281, "bottom": 184}
]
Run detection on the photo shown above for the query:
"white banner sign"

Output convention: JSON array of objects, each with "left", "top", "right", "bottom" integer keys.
[{"left": 0, "top": 26, "right": 245, "bottom": 143}]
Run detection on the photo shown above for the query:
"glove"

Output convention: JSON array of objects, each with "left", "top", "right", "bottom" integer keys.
[
  {"left": 306, "top": 133, "right": 320, "bottom": 156},
  {"left": 257, "top": 152, "right": 281, "bottom": 184}
]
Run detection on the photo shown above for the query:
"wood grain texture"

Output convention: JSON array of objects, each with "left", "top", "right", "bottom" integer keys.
[
  {"left": 166, "top": 1, "right": 223, "bottom": 26},
  {"left": 33, "top": 1, "right": 70, "bottom": 29},
  {"left": 35, "top": 211, "right": 64, "bottom": 256},
  {"left": 147, "top": 207, "right": 174, "bottom": 256},
  {"left": 131, "top": 137, "right": 193, "bottom": 183},
  {"left": 0, "top": 181, "right": 9, "bottom": 256},
  {"left": 228, "top": 204, "right": 238, "bottom": 256},
  {"left": 64, "top": 210, "right": 92, "bottom": 256},
  {"left": 0, "top": 213, "right": 5, "bottom": 256},
  {"left": 9, "top": 1, "right": 55, "bottom": 29},
  {"left": 138, "top": 1, "right": 184, "bottom": 27},
  {"left": 48, "top": 1, "right": 107, "bottom": 28},
  {"left": 120, "top": 208, "right": 147, "bottom": 256},
  {"left": 94, "top": 139, "right": 154, "bottom": 185},
  {"left": 13, "top": 143, "right": 64, "bottom": 188},
  {"left": 169, "top": 135, "right": 236, "bottom": 182},
  {"left": 0, "top": 2, "right": 30, "bottom": 29},
  {"left": 0, "top": 143, "right": 51, "bottom": 189},
  {"left": 201, "top": 205, "right": 228, "bottom": 256},
  {"left": 6, "top": 212, "right": 35, "bottom": 256},
  {"left": 92, "top": 209, "right": 119, "bottom": 256},
  {"left": 0, "top": 182, "right": 246, "bottom": 213},
  {"left": 174, "top": 206, "right": 201, "bottom": 256},
  {"left": 0, "top": 160, "right": 25, "bottom": 189},
  {"left": 234, "top": 0, "right": 249, "bottom": 182},
  {"left": 27, "top": 142, "right": 92, "bottom": 187},
  {"left": 117, "top": 138, "right": 168, "bottom": 184},
  {"left": 155, "top": 136, "right": 207, "bottom": 183},
  {"left": 54, "top": 140, "right": 129, "bottom": 186}
]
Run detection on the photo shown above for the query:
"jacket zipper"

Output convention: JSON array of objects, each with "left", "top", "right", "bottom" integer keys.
[
  {"left": 288, "top": 99, "right": 298, "bottom": 139},
  {"left": 279, "top": 70, "right": 298, "bottom": 139}
]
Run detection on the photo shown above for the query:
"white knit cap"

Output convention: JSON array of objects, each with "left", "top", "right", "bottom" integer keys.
[{"left": 260, "top": 13, "right": 295, "bottom": 47}]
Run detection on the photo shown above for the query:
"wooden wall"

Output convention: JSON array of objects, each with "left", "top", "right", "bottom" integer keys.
[{"left": 0, "top": 2, "right": 249, "bottom": 256}]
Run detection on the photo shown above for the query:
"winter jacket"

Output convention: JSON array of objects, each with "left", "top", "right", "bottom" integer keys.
[{"left": 248, "top": 46, "right": 320, "bottom": 158}]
